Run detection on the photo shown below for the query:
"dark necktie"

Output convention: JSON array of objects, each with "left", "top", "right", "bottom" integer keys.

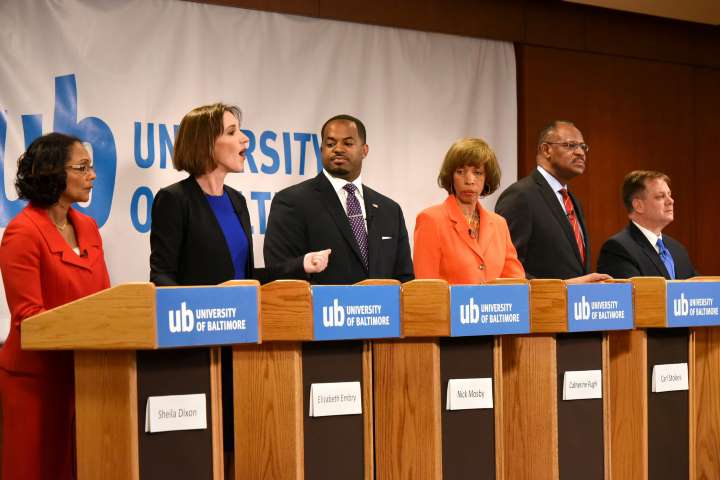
[
  {"left": 559, "top": 188, "right": 585, "bottom": 264},
  {"left": 656, "top": 237, "right": 676, "bottom": 279},
  {"left": 343, "top": 183, "right": 368, "bottom": 268}
]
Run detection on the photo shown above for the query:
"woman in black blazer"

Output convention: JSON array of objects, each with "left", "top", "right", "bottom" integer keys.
[
  {"left": 150, "top": 103, "right": 254, "bottom": 285},
  {"left": 149, "top": 103, "right": 255, "bottom": 474}
]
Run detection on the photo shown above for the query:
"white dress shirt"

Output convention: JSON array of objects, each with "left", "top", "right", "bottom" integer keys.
[{"left": 322, "top": 169, "right": 368, "bottom": 231}]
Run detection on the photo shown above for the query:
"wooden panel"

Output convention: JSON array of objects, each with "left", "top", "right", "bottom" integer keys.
[
  {"left": 500, "top": 334, "right": 558, "bottom": 479},
  {"left": 233, "top": 342, "right": 303, "bottom": 480},
  {"left": 529, "top": 279, "right": 567, "bottom": 333},
  {"left": 361, "top": 341, "right": 374, "bottom": 480},
  {"left": 691, "top": 327, "right": 720, "bottom": 480},
  {"left": 75, "top": 350, "right": 139, "bottom": 480},
  {"left": 260, "top": 280, "right": 313, "bottom": 341},
  {"left": 374, "top": 338, "right": 441, "bottom": 479},
  {"left": 494, "top": 337, "right": 505, "bottom": 480},
  {"left": 209, "top": 348, "right": 223, "bottom": 480},
  {"left": 607, "top": 329, "right": 648, "bottom": 480},
  {"left": 632, "top": 277, "right": 667, "bottom": 328},
  {"left": 22, "top": 283, "right": 157, "bottom": 350},
  {"left": 401, "top": 280, "right": 449, "bottom": 337},
  {"left": 693, "top": 69, "right": 720, "bottom": 275}
]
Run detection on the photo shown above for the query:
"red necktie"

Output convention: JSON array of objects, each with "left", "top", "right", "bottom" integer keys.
[{"left": 560, "top": 188, "right": 585, "bottom": 264}]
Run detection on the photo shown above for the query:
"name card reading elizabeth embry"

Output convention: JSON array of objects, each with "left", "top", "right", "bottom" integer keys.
[
  {"left": 567, "top": 283, "right": 633, "bottom": 332},
  {"left": 450, "top": 284, "right": 530, "bottom": 336},
  {"left": 155, "top": 285, "right": 258, "bottom": 347},
  {"left": 309, "top": 381, "right": 363, "bottom": 417},
  {"left": 666, "top": 282, "right": 720, "bottom": 327},
  {"left": 312, "top": 285, "right": 401, "bottom": 341}
]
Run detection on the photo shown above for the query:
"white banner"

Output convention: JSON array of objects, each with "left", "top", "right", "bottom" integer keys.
[{"left": 0, "top": 0, "right": 516, "bottom": 339}]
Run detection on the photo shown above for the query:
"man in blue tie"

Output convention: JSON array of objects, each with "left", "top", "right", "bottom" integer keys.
[{"left": 597, "top": 170, "right": 696, "bottom": 279}]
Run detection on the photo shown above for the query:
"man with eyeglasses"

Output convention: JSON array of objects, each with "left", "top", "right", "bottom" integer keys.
[
  {"left": 495, "top": 120, "right": 610, "bottom": 283},
  {"left": 597, "top": 170, "right": 696, "bottom": 279}
]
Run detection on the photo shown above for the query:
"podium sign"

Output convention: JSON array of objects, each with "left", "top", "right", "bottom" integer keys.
[
  {"left": 567, "top": 283, "right": 633, "bottom": 332},
  {"left": 449, "top": 284, "right": 530, "bottom": 336},
  {"left": 666, "top": 281, "right": 720, "bottom": 327},
  {"left": 311, "top": 285, "right": 401, "bottom": 341},
  {"left": 155, "top": 286, "right": 259, "bottom": 347}
]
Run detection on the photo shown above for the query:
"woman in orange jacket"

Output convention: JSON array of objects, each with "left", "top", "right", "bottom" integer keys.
[
  {"left": 414, "top": 137, "right": 524, "bottom": 283},
  {"left": 0, "top": 133, "right": 110, "bottom": 479}
]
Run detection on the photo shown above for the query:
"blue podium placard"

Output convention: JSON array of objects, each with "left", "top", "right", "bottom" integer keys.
[
  {"left": 450, "top": 284, "right": 530, "bottom": 336},
  {"left": 567, "top": 283, "right": 633, "bottom": 332},
  {"left": 311, "top": 285, "right": 401, "bottom": 341},
  {"left": 155, "top": 286, "right": 259, "bottom": 347},
  {"left": 666, "top": 282, "right": 720, "bottom": 327}
]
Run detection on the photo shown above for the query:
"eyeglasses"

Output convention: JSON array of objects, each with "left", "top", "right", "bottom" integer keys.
[
  {"left": 544, "top": 141, "right": 590, "bottom": 153},
  {"left": 66, "top": 164, "right": 95, "bottom": 175}
]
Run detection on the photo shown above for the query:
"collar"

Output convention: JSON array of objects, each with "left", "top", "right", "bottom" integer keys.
[
  {"left": 537, "top": 165, "right": 567, "bottom": 194},
  {"left": 322, "top": 169, "right": 364, "bottom": 199},
  {"left": 444, "top": 195, "right": 494, "bottom": 257},
  {"left": 632, "top": 220, "right": 662, "bottom": 252}
]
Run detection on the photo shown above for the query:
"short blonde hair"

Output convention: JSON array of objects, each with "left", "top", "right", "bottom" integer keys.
[
  {"left": 437, "top": 137, "right": 501, "bottom": 196},
  {"left": 173, "top": 103, "right": 242, "bottom": 176}
]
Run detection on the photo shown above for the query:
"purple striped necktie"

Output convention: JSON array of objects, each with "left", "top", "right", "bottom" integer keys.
[{"left": 343, "top": 183, "right": 368, "bottom": 268}]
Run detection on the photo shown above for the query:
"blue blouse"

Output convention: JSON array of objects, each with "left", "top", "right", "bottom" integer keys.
[{"left": 205, "top": 191, "right": 249, "bottom": 279}]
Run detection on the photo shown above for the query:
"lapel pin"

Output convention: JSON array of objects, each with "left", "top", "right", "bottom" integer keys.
[{"left": 372, "top": 203, "right": 379, "bottom": 208}]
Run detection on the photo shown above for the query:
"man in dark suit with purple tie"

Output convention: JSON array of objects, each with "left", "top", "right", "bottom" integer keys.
[{"left": 597, "top": 170, "right": 696, "bottom": 279}]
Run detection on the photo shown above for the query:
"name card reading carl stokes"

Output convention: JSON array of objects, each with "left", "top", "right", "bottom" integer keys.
[
  {"left": 155, "top": 285, "right": 259, "bottom": 347},
  {"left": 312, "top": 285, "right": 400, "bottom": 341},
  {"left": 450, "top": 284, "right": 529, "bottom": 336}
]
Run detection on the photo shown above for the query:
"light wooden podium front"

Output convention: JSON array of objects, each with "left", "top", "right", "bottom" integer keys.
[
  {"left": 20, "top": 281, "right": 258, "bottom": 480},
  {"left": 233, "top": 279, "right": 390, "bottom": 480}
]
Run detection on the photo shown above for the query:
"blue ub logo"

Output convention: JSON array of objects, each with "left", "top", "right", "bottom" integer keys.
[{"left": 0, "top": 74, "right": 116, "bottom": 227}]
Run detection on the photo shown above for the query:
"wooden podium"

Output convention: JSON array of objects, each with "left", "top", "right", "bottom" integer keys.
[
  {"left": 608, "top": 276, "right": 720, "bottom": 480},
  {"left": 20, "top": 281, "right": 259, "bottom": 480},
  {"left": 233, "top": 279, "right": 396, "bottom": 480}
]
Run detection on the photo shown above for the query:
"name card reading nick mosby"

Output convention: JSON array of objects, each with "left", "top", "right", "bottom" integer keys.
[
  {"left": 145, "top": 394, "right": 207, "bottom": 433},
  {"left": 309, "top": 382, "right": 362, "bottom": 417},
  {"left": 567, "top": 283, "right": 633, "bottom": 332},
  {"left": 446, "top": 378, "right": 493, "bottom": 410},
  {"left": 155, "top": 286, "right": 258, "bottom": 347},
  {"left": 450, "top": 284, "right": 529, "bottom": 336},
  {"left": 311, "top": 285, "right": 400, "bottom": 341},
  {"left": 562, "top": 370, "right": 602, "bottom": 400},
  {"left": 666, "top": 281, "right": 720, "bottom": 327},
  {"left": 652, "top": 363, "right": 689, "bottom": 393}
]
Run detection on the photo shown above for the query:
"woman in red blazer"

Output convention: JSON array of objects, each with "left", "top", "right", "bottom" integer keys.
[
  {"left": 0, "top": 133, "right": 110, "bottom": 479},
  {"left": 414, "top": 138, "right": 524, "bottom": 284}
]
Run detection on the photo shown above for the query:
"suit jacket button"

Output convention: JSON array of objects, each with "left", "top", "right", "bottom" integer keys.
[{"left": 478, "top": 264, "right": 485, "bottom": 270}]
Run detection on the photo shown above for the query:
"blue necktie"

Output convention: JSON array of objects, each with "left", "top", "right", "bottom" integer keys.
[{"left": 656, "top": 237, "right": 675, "bottom": 280}]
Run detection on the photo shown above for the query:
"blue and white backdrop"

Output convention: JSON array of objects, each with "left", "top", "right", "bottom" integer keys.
[{"left": 0, "top": 0, "right": 517, "bottom": 339}]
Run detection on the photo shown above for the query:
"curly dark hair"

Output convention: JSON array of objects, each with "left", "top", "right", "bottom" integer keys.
[{"left": 15, "top": 132, "right": 82, "bottom": 207}]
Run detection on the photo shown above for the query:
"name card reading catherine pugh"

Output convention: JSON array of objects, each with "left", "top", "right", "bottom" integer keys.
[
  {"left": 666, "top": 281, "right": 720, "bottom": 327},
  {"left": 567, "top": 283, "right": 633, "bottom": 332},
  {"left": 311, "top": 285, "right": 400, "bottom": 341},
  {"left": 449, "top": 284, "right": 529, "bottom": 336},
  {"left": 155, "top": 286, "right": 258, "bottom": 347}
]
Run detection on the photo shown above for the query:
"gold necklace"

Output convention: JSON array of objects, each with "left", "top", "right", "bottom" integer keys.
[{"left": 53, "top": 218, "right": 68, "bottom": 231}]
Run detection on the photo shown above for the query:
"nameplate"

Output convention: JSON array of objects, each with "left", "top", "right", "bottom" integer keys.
[
  {"left": 652, "top": 363, "right": 689, "bottom": 393},
  {"left": 145, "top": 394, "right": 207, "bottom": 433},
  {"left": 666, "top": 282, "right": 720, "bottom": 327},
  {"left": 311, "top": 285, "right": 400, "bottom": 341},
  {"left": 567, "top": 283, "right": 633, "bottom": 332},
  {"left": 155, "top": 286, "right": 259, "bottom": 347},
  {"left": 309, "top": 381, "right": 362, "bottom": 417},
  {"left": 446, "top": 378, "right": 493, "bottom": 410},
  {"left": 450, "top": 284, "right": 529, "bottom": 336},
  {"left": 562, "top": 370, "right": 602, "bottom": 400}
]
